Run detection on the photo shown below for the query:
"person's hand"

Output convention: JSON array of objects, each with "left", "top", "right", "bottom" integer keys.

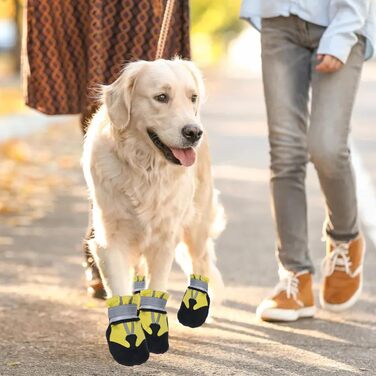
[{"left": 316, "top": 54, "right": 344, "bottom": 73}]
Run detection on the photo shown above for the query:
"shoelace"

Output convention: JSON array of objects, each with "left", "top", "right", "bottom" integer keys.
[
  {"left": 274, "top": 271, "right": 300, "bottom": 300},
  {"left": 321, "top": 241, "right": 354, "bottom": 277}
]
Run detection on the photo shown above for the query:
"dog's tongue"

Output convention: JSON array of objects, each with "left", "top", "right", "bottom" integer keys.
[{"left": 170, "top": 147, "right": 196, "bottom": 167}]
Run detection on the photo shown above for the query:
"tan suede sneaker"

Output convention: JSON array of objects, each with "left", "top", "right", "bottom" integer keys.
[
  {"left": 256, "top": 270, "right": 316, "bottom": 322},
  {"left": 320, "top": 235, "right": 366, "bottom": 312}
]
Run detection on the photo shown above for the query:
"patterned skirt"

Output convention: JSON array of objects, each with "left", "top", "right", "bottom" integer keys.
[{"left": 24, "top": 0, "right": 190, "bottom": 115}]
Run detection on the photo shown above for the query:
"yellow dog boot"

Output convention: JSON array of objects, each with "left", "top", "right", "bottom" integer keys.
[
  {"left": 178, "top": 274, "right": 210, "bottom": 328},
  {"left": 133, "top": 275, "right": 146, "bottom": 295},
  {"left": 106, "top": 295, "right": 149, "bottom": 366},
  {"left": 139, "top": 290, "right": 169, "bottom": 354}
]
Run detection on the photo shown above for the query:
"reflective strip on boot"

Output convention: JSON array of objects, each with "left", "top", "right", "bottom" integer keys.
[
  {"left": 108, "top": 304, "right": 138, "bottom": 324},
  {"left": 140, "top": 296, "right": 167, "bottom": 312},
  {"left": 133, "top": 276, "right": 146, "bottom": 294},
  {"left": 189, "top": 277, "right": 208, "bottom": 293}
]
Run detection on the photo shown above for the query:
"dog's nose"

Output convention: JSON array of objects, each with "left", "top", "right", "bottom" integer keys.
[{"left": 181, "top": 125, "right": 203, "bottom": 143}]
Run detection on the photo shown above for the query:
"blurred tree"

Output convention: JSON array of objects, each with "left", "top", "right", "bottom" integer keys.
[
  {"left": 13, "top": 0, "right": 22, "bottom": 72},
  {"left": 0, "top": 0, "right": 14, "bottom": 18},
  {"left": 190, "top": 0, "right": 243, "bottom": 65},
  {"left": 0, "top": 0, "right": 22, "bottom": 73}
]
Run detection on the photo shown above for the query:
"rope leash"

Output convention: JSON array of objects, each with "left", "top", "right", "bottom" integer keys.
[{"left": 155, "top": 0, "right": 176, "bottom": 60}]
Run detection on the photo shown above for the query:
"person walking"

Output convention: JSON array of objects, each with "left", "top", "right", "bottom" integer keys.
[
  {"left": 24, "top": 0, "right": 191, "bottom": 298},
  {"left": 240, "top": 1, "right": 376, "bottom": 321}
]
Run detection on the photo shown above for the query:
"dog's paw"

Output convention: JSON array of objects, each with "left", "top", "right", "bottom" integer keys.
[
  {"left": 106, "top": 295, "right": 149, "bottom": 366},
  {"left": 178, "top": 274, "right": 210, "bottom": 328},
  {"left": 139, "top": 290, "right": 169, "bottom": 354}
]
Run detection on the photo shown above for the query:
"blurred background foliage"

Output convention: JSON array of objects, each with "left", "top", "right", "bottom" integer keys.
[
  {"left": 190, "top": 0, "right": 243, "bottom": 65},
  {"left": 0, "top": 0, "right": 23, "bottom": 115}
]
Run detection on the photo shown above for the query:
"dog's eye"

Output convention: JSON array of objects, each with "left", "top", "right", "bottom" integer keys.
[
  {"left": 191, "top": 94, "right": 198, "bottom": 103},
  {"left": 154, "top": 94, "right": 169, "bottom": 103}
]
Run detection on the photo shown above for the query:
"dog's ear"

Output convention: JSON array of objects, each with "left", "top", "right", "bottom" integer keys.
[
  {"left": 180, "top": 60, "right": 206, "bottom": 110},
  {"left": 103, "top": 61, "right": 146, "bottom": 129}
]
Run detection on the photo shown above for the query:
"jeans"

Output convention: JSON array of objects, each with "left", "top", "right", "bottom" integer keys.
[{"left": 261, "top": 15, "right": 364, "bottom": 273}]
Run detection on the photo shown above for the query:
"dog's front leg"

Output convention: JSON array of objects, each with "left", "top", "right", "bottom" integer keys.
[
  {"left": 90, "top": 240, "right": 133, "bottom": 298},
  {"left": 145, "top": 243, "right": 175, "bottom": 292},
  {"left": 136, "top": 241, "right": 176, "bottom": 355},
  {"left": 91, "top": 239, "right": 150, "bottom": 366}
]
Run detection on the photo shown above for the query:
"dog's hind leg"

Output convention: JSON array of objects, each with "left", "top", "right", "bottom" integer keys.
[
  {"left": 177, "top": 191, "right": 225, "bottom": 328},
  {"left": 177, "top": 226, "right": 215, "bottom": 328},
  {"left": 184, "top": 226, "right": 212, "bottom": 277},
  {"left": 133, "top": 256, "right": 147, "bottom": 295},
  {"left": 185, "top": 188, "right": 225, "bottom": 298}
]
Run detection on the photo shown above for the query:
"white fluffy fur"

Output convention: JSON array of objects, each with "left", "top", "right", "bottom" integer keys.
[{"left": 82, "top": 59, "right": 225, "bottom": 299}]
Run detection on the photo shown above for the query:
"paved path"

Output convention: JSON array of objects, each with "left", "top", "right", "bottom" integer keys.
[{"left": 1, "top": 69, "right": 376, "bottom": 375}]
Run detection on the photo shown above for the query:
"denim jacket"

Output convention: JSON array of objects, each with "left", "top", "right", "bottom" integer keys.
[{"left": 240, "top": 0, "right": 376, "bottom": 63}]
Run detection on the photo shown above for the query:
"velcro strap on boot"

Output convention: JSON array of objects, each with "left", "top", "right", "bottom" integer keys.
[
  {"left": 189, "top": 275, "right": 209, "bottom": 293},
  {"left": 140, "top": 296, "right": 167, "bottom": 312},
  {"left": 108, "top": 304, "right": 138, "bottom": 324}
]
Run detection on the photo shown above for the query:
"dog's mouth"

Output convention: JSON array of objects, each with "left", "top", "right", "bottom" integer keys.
[{"left": 147, "top": 129, "right": 196, "bottom": 167}]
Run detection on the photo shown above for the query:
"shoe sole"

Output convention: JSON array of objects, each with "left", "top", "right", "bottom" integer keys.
[
  {"left": 320, "top": 242, "right": 365, "bottom": 312},
  {"left": 257, "top": 306, "right": 316, "bottom": 322}
]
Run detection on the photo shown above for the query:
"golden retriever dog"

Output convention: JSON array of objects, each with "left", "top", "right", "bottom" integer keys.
[{"left": 82, "top": 58, "right": 224, "bottom": 365}]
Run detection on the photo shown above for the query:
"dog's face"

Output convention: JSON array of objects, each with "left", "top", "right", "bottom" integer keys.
[{"left": 104, "top": 59, "right": 205, "bottom": 167}]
